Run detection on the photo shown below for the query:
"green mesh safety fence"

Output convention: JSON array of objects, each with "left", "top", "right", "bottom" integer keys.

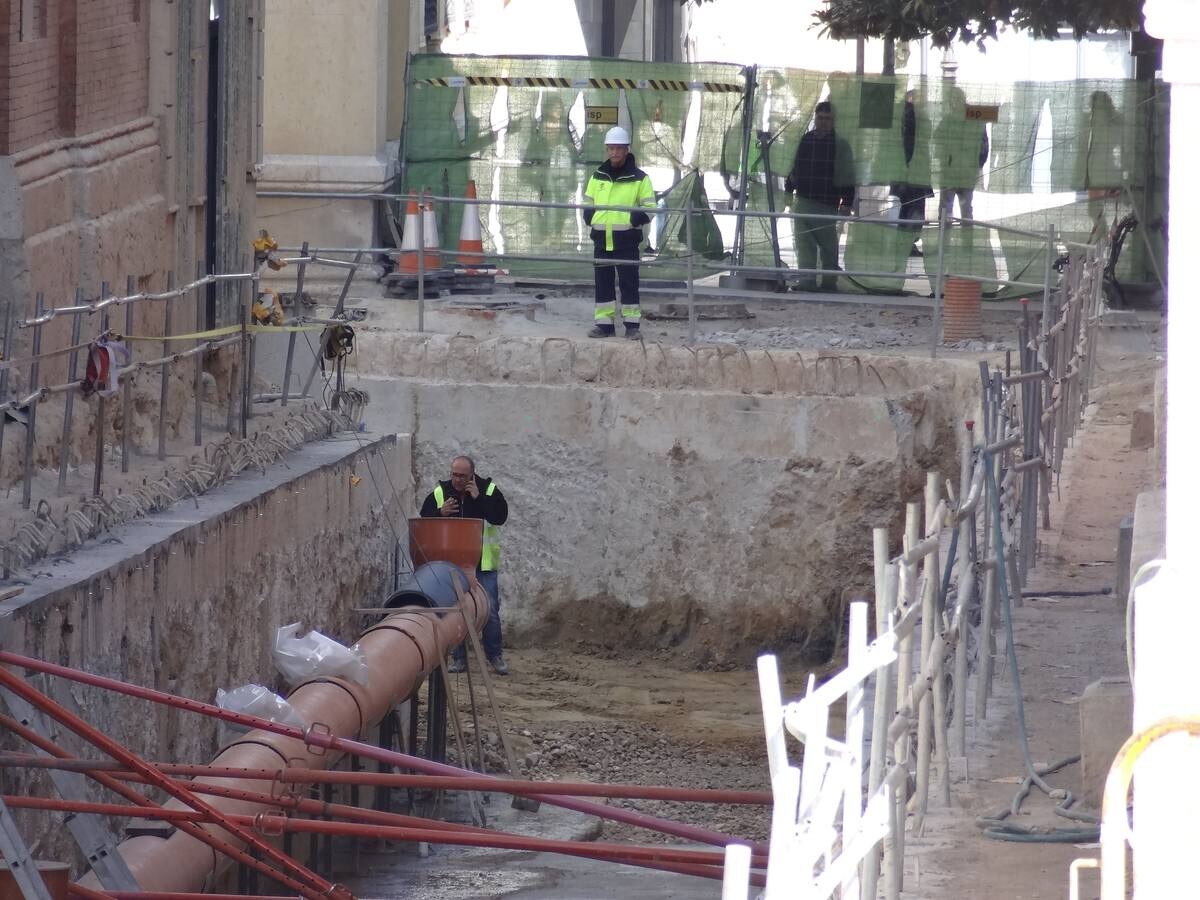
[
  {"left": 401, "top": 55, "right": 1167, "bottom": 294},
  {"left": 403, "top": 54, "right": 744, "bottom": 279}
]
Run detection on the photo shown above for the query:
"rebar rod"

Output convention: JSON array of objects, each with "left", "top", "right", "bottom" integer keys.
[
  {"left": 120, "top": 277, "right": 134, "bottom": 474},
  {"left": 3, "top": 795, "right": 765, "bottom": 875},
  {"left": 0, "top": 755, "right": 769, "bottom": 804},
  {"left": 93, "top": 283, "right": 108, "bottom": 497},
  {"left": 0, "top": 682, "right": 340, "bottom": 900},
  {"left": 21, "top": 294, "right": 44, "bottom": 509},
  {"left": 193, "top": 262, "right": 203, "bottom": 446},
  {"left": 157, "top": 274, "right": 174, "bottom": 461},
  {"left": 57, "top": 301, "right": 84, "bottom": 492},
  {"left": 0, "top": 650, "right": 765, "bottom": 854},
  {"left": 280, "top": 241, "right": 307, "bottom": 407}
]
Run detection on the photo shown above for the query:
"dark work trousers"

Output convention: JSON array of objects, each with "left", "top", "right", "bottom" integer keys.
[{"left": 593, "top": 242, "right": 642, "bottom": 323}]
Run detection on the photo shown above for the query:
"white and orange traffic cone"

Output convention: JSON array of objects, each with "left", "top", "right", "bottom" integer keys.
[
  {"left": 396, "top": 195, "right": 423, "bottom": 274},
  {"left": 385, "top": 192, "right": 453, "bottom": 298},
  {"left": 420, "top": 188, "right": 442, "bottom": 271},
  {"left": 450, "top": 179, "right": 508, "bottom": 295},
  {"left": 457, "top": 179, "right": 486, "bottom": 267}
]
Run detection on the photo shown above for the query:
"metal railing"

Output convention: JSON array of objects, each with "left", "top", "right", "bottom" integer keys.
[
  {"left": 258, "top": 187, "right": 1065, "bottom": 352},
  {"left": 723, "top": 244, "right": 1106, "bottom": 898},
  {"left": 0, "top": 254, "right": 372, "bottom": 576}
]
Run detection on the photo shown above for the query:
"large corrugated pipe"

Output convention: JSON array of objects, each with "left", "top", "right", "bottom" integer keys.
[{"left": 79, "top": 561, "right": 489, "bottom": 894}]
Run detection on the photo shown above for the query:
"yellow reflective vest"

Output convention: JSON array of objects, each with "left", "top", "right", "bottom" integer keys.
[
  {"left": 433, "top": 482, "right": 501, "bottom": 571},
  {"left": 584, "top": 155, "right": 656, "bottom": 251}
]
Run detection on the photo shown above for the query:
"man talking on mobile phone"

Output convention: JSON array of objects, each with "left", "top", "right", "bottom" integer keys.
[{"left": 419, "top": 455, "right": 510, "bottom": 675}]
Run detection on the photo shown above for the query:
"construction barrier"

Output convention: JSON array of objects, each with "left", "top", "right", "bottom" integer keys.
[
  {"left": 400, "top": 55, "right": 1167, "bottom": 293},
  {"left": 723, "top": 245, "right": 1108, "bottom": 900}
]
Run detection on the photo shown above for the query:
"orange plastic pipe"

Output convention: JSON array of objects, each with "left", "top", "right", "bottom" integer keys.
[{"left": 77, "top": 572, "right": 489, "bottom": 894}]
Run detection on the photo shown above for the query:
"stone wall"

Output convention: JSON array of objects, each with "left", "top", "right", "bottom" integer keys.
[
  {"left": 351, "top": 333, "right": 981, "bottom": 665},
  {"left": 0, "top": 432, "right": 412, "bottom": 855}
]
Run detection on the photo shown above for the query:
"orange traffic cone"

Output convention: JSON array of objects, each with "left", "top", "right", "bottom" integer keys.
[
  {"left": 396, "top": 195, "right": 423, "bottom": 274},
  {"left": 420, "top": 188, "right": 442, "bottom": 271},
  {"left": 457, "top": 179, "right": 485, "bottom": 266}
]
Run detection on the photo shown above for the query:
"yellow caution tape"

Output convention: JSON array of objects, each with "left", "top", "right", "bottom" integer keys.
[{"left": 125, "top": 323, "right": 328, "bottom": 342}]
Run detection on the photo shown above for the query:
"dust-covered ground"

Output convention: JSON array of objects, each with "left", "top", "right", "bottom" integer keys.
[{"left": 436, "top": 645, "right": 829, "bottom": 848}]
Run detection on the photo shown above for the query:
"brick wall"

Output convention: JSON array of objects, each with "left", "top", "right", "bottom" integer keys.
[
  {"left": 0, "top": 8, "right": 9, "bottom": 155},
  {"left": 3, "top": 0, "right": 59, "bottom": 154},
  {"left": 1, "top": 0, "right": 149, "bottom": 155},
  {"left": 71, "top": 0, "right": 148, "bottom": 136}
]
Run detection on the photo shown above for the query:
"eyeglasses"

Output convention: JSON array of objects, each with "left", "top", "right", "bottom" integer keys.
[{"left": 450, "top": 471, "right": 471, "bottom": 479}]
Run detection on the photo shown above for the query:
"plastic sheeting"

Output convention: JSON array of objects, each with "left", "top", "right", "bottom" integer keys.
[{"left": 400, "top": 55, "right": 1167, "bottom": 291}]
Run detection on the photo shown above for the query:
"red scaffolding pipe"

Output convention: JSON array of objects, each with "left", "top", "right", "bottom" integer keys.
[
  {"left": 0, "top": 677, "right": 343, "bottom": 900},
  {"left": 0, "top": 716, "right": 335, "bottom": 899},
  {"left": 0, "top": 650, "right": 766, "bottom": 854},
  {"left": 65, "top": 883, "right": 115, "bottom": 899},
  {"left": 0, "top": 752, "right": 771, "bottom": 805},
  {"left": 2, "top": 753, "right": 769, "bottom": 884},
  {"left": 3, "top": 796, "right": 766, "bottom": 883}
]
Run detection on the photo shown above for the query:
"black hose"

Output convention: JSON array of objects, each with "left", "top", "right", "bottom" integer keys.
[
  {"left": 1027, "top": 587, "right": 1113, "bottom": 597},
  {"left": 977, "top": 463, "right": 1101, "bottom": 844}
]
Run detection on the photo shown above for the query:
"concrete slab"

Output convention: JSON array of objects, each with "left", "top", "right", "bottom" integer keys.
[
  {"left": 1079, "top": 677, "right": 1133, "bottom": 809},
  {"left": 1, "top": 433, "right": 400, "bottom": 612},
  {"left": 341, "top": 793, "right": 719, "bottom": 899},
  {"left": 1129, "top": 489, "right": 1165, "bottom": 592}
]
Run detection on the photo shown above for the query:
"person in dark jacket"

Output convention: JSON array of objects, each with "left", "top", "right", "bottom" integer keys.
[
  {"left": 583, "top": 126, "right": 656, "bottom": 339},
  {"left": 784, "top": 102, "right": 856, "bottom": 292},
  {"left": 419, "top": 455, "right": 510, "bottom": 674},
  {"left": 890, "top": 91, "right": 935, "bottom": 257}
]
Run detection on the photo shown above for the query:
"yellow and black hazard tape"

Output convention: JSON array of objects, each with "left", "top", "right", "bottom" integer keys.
[
  {"left": 125, "top": 323, "right": 328, "bottom": 342},
  {"left": 419, "top": 75, "right": 742, "bottom": 93}
]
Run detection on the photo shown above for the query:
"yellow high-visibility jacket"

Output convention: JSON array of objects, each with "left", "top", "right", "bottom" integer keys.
[{"left": 584, "top": 153, "right": 656, "bottom": 252}]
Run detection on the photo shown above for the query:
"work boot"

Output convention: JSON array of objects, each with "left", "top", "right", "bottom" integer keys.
[
  {"left": 624, "top": 323, "right": 642, "bottom": 341},
  {"left": 587, "top": 324, "right": 615, "bottom": 338},
  {"left": 488, "top": 655, "right": 509, "bottom": 676},
  {"left": 446, "top": 657, "right": 466, "bottom": 674}
]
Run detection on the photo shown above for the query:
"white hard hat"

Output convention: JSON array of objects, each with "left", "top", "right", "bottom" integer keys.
[{"left": 604, "top": 126, "right": 631, "bottom": 146}]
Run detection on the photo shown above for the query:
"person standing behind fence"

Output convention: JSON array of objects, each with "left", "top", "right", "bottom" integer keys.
[
  {"left": 583, "top": 126, "right": 656, "bottom": 340},
  {"left": 890, "top": 90, "right": 935, "bottom": 257},
  {"left": 784, "top": 102, "right": 856, "bottom": 292},
  {"left": 934, "top": 84, "right": 989, "bottom": 221}
]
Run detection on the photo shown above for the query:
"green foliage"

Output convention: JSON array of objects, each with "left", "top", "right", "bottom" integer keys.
[
  {"left": 814, "top": 0, "right": 1143, "bottom": 46},
  {"left": 686, "top": 0, "right": 1144, "bottom": 48}
]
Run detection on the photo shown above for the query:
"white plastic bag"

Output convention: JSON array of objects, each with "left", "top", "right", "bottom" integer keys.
[
  {"left": 215, "top": 683, "right": 308, "bottom": 743},
  {"left": 272, "top": 622, "right": 370, "bottom": 688}
]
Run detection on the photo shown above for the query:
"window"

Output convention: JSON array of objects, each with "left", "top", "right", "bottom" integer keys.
[
  {"left": 653, "top": 0, "right": 675, "bottom": 63},
  {"left": 19, "top": 0, "right": 48, "bottom": 41}
]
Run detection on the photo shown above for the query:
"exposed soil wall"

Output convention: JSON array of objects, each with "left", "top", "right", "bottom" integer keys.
[{"left": 352, "top": 334, "right": 980, "bottom": 666}]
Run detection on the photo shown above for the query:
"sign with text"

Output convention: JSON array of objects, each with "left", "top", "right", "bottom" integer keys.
[
  {"left": 586, "top": 106, "right": 619, "bottom": 125},
  {"left": 964, "top": 104, "right": 1000, "bottom": 123}
]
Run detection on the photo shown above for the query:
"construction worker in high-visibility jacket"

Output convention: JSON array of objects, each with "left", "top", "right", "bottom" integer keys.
[
  {"left": 420, "top": 454, "right": 510, "bottom": 675},
  {"left": 583, "top": 126, "right": 656, "bottom": 340}
]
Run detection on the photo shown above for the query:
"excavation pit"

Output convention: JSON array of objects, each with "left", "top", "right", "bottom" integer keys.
[{"left": 351, "top": 332, "right": 981, "bottom": 668}]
